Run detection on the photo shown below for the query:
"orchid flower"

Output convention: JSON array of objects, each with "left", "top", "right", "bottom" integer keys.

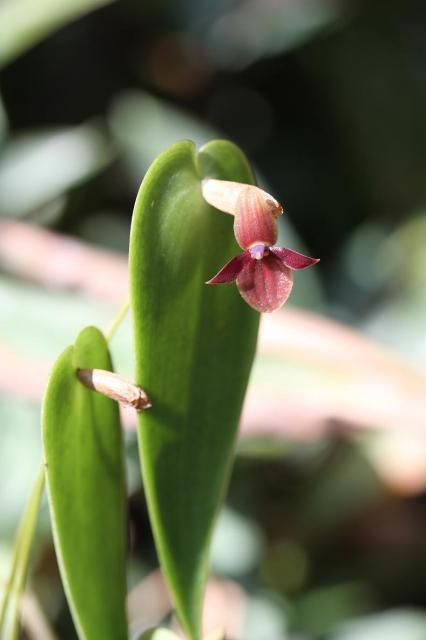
[{"left": 202, "top": 179, "right": 319, "bottom": 313}]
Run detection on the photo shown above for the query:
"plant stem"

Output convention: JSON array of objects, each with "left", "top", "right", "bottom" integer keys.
[
  {"left": 0, "top": 464, "right": 45, "bottom": 638},
  {"left": 104, "top": 298, "right": 129, "bottom": 342}
]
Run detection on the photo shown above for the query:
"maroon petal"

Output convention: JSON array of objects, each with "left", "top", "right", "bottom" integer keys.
[
  {"left": 236, "top": 253, "right": 293, "bottom": 312},
  {"left": 234, "top": 187, "right": 281, "bottom": 250},
  {"left": 206, "top": 252, "right": 252, "bottom": 284},
  {"left": 270, "top": 247, "right": 319, "bottom": 270}
]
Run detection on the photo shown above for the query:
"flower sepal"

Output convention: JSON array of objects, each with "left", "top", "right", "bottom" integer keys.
[{"left": 207, "top": 245, "right": 319, "bottom": 313}]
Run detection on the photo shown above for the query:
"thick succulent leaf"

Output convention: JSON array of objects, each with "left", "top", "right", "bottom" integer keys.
[
  {"left": 42, "top": 326, "right": 127, "bottom": 640},
  {"left": 129, "top": 140, "right": 259, "bottom": 639}
]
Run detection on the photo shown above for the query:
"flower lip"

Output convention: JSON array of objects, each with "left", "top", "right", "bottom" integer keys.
[
  {"left": 236, "top": 253, "right": 293, "bottom": 313},
  {"left": 249, "top": 243, "right": 269, "bottom": 260}
]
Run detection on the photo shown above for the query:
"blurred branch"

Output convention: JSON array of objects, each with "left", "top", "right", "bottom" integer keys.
[
  {"left": 0, "top": 0, "right": 117, "bottom": 68},
  {"left": 249, "top": 310, "right": 426, "bottom": 438},
  {"left": 0, "top": 220, "right": 127, "bottom": 303},
  {"left": 0, "top": 220, "right": 425, "bottom": 442}
]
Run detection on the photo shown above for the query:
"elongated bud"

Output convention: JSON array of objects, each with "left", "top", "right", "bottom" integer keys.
[
  {"left": 77, "top": 369, "right": 151, "bottom": 411},
  {"left": 202, "top": 179, "right": 282, "bottom": 219}
]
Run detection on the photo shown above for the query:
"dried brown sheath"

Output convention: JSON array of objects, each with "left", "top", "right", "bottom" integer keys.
[{"left": 77, "top": 368, "right": 151, "bottom": 411}]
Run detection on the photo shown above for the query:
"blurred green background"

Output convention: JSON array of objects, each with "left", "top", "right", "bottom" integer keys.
[{"left": 1, "top": 0, "right": 426, "bottom": 638}]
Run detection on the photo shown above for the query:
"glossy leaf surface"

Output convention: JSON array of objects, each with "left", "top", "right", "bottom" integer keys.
[
  {"left": 129, "top": 140, "right": 260, "bottom": 639},
  {"left": 42, "top": 326, "right": 127, "bottom": 640}
]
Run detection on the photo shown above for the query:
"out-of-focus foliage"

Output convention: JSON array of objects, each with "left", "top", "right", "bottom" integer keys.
[
  {"left": 0, "top": 0, "right": 117, "bottom": 68},
  {"left": 1, "top": 0, "right": 426, "bottom": 638},
  {"left": 109, "top": 92, "right": 217, "bottom": 184},
  {"left": 198, "top": 0, "right": 342, "bottom": 70},
  {"left": 332, "top": 610, "right": 426, "bottom": 640},
  {"left": 0, "top": 124, "right": 113, "bottom": 218}
]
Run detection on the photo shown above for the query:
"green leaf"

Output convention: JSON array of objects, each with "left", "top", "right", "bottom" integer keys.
[
  {"left": 129, "top": 140, "right": 260, "bottom": 639},
  {"left": 0, "top": 0, "right": 116, "bottom": 68},
  {"left": 42, "top": 326, "right": 127, "bottom": 640}
]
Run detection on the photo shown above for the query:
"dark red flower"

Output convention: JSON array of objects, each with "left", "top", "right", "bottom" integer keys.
[{"left": 203, "top": 180, "right": 319, "bottom": 313}]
